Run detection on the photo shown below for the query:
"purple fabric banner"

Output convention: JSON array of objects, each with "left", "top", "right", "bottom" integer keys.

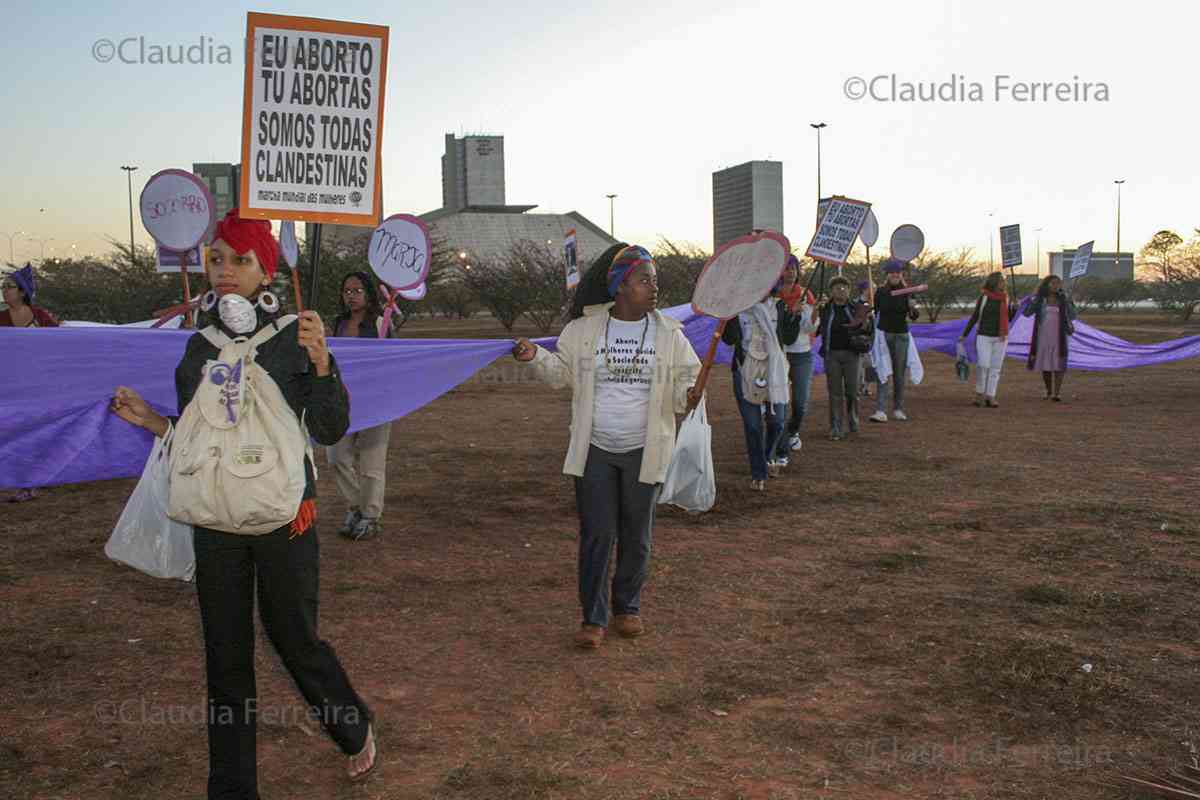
[
  {"left": 2, "top": 303, "right": 1196, "bottom": 489},
  {"left": 0, "top": 327, "right": 510, "bottom": 489}
]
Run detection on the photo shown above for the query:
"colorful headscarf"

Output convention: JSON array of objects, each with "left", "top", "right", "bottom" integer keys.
[
  {"left": 10, "top": 264, "right": 35, "bottom": 303},
  {"left": 607, "top": 245, "right": 654, "bottom": 298},
  {"left": 212, "top": 209, "right": 279, "bottom": 279}
]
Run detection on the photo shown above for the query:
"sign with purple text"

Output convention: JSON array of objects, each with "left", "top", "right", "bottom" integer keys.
[
  {"left": 139, "top": 169, "right": 217, "bottom": 252},
  {"left": 367, "top": 214, "right": 431, "bottom": 291}
]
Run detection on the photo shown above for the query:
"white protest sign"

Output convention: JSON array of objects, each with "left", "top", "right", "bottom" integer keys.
[
  {"left": 692, "top": 230, "right": 790, "bottom": 320},
  {"left": 1000, "top": 224, "right": 1022, "bottom": 268},
  {"left": 1070, "top": 241, "right": 1094, "bottom": 278},
  {"left": 398, "top": 282, "right": 427, "bottom": 301},
  {"left": 889, "top": 224, "right": 926, "bottom": 261},
  {"left": 241, "top": 13, "right": 389, "bottom": 226},
  {"left": 805, "top": 197, "right": 871, "bottom": 266},
  {"left": 155, "top": 245, "right": 206, "bottom": 274},
  {"left": 139, "top": 169, "right": 217, "bottom": 252},
  {"left": 279, "top": 219, "right": 299, "bottom": 267},
  {"left": 367, "top": 214, "right": 431, "bottom": 291},
  {"left": 860, "top": 208, "right": 879, "bottom": 248},
  {"left": 564, "top": 229, "right": 580, "bottom": 290},
  {"left": 816, "top": 197, "right": 831, "bottom": 231}
]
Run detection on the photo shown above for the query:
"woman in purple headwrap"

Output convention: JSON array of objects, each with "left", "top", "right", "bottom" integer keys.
[
  {"left": 1, "top": 265, "right": 59, "bottom": 328},
  {"left": 512, "top": 244, "right": 702, "bottom": 649}
]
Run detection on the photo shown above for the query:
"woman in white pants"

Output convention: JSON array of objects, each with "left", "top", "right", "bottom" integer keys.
[{"left": 959, "top": 272, "right": 1018, "bottom": 408}]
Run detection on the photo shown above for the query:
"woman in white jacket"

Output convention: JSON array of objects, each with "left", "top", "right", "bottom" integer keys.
[{"left": 513, "top": 244, "right": 701, "bottom": 650}]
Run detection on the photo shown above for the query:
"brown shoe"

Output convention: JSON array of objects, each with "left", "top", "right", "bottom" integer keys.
[
  {"left": 612, "top": 614, "right": 644, "bottom": 638},
  {"left": 574, "top": 624, "right": 605, "bottom": 649}
]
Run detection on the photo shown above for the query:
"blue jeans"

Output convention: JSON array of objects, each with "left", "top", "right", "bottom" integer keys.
[
  {"left": 779, "top": 351, "right": 814, "bottom": 454},
  {"left": 876, "top": 332, "right": 911, "bottom": 413},
  {"left": 732, "top": 366, "right": 788, "bottom": 481}
]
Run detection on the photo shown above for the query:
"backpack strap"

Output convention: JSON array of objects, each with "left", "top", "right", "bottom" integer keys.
[
  {"left": 247, "top": 314, "right": 299, "bottom": 349},
  {"left": 199, "top": 325, "right": 231, "bottom": 350}
]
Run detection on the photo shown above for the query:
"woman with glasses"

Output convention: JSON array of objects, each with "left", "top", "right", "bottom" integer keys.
[
  {"left": 2, "top": 265, "right": 58, "bottom": 501},
  {"left": 326, "top": 271, "right": 397, "bottom": 541},
  {"left": 1, "top": 265, "right": 59, "bottom": 328}
]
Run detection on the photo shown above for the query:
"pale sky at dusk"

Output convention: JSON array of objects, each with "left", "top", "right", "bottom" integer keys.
[{"left": 1, "top": 0, "right": 1196, "bottom": 270}]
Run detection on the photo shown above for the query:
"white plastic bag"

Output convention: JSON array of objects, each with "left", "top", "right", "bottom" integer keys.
[
  {"left": 105, "top": 428, "right": 195, "bottom": 581},
  {"left": 659, "top": 398, "right": 716, "bottom": 513}
]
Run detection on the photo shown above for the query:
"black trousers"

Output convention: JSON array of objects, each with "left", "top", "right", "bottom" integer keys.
[
  {"left": 574, "top": 446, "right": 661, "bottom": 627},
  {"left": 194, "top": 525, "right": 371, "bottom": 800}
]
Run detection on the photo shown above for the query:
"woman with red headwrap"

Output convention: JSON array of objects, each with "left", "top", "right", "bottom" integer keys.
[{"left": 109, "top": 209, "right": 377, "bottom": 795}]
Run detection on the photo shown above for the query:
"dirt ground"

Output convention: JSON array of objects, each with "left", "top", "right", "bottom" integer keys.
[{"left": 2, "top": 312, "right": 1197, "bottom": 800}]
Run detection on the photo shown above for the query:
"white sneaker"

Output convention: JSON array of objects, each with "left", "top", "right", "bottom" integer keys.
[
  {"left": 892, "top": 410, "right": 909, "bottom": 421},
  {"left": 869, "top": 410, "right": 888, "bottom": 423},
  {"left": 788, "top": 434, "right": 802, "bottom": 451},
  {"left": 775, "top": 456, "right": 789, "bottom": 468}
]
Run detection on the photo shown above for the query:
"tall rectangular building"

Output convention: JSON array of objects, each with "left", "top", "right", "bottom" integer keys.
[
  {"left": 712, "top": 161, "right": 784, "bottom": 247},
  {"left": 193, "top": 163, "right": 241, "bottom": 220},
  {"left": 441, "top": 134, "right": 506, "bottom": 211}
]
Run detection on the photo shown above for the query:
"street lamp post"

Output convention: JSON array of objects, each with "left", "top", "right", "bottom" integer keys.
[
  {"left": 0, "top": 231, "right": 23, "bottom": 264},
  {"left": 27, "top": 236, "right": 54, "bottom": 263},
  {"left": 605, "top": 194, "right": 617, "bottom": 237},
  {"left": 1114, "top": 179, "right": 1125, "bottom": 258},
  {"left": 987, "top": 211, "right": 995, "bottom": 268},
  {"left": 809, "top": 122, "right": 827, "bottom": 206},
  {"left": 121, "top": 165, "right": 138, "bottom": 261}
]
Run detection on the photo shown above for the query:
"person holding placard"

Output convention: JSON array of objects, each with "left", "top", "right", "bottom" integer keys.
[
  {"left": 1024, "top": 274, "right": 1077, "bottom": 401},
  {"left": 109, "top": 209, "right": 378, "bottom": 793},
  {"left": 818, "top": 276, "right": 874, "bottom": 441},
  {"left": 959, "top": 271, "right": 1019, "bottom": 408},
  {"left": 327, "top": 270, "right": 398, "bottom": 541},
  {"left": 722, "top": 281, "right": 791, "bottom": 488},
  {"left": 775, "top": 255, "right": 818, "bottom": 455},
  {"left": 512, "top": 244, "right": 701, "bottom": 649},
  {"left": 869, "top": 259, "right": 921, "bottom": 423}
]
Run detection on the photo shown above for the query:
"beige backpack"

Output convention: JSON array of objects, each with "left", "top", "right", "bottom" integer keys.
[{"left": 167, "top": 316, "right": 314, "bottom": 535}]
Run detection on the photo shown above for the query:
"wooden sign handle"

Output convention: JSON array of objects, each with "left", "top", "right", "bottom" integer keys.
[{"left": 689, "top": 318, "right": 729, "bottom": 409}]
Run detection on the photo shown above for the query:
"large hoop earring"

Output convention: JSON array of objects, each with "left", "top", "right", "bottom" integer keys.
[
  {"left": 257, "top": 291, "right": 279, "bottom": 314},
  {"left": 201, "top": 290, "right": 218, "bottom": 312}
]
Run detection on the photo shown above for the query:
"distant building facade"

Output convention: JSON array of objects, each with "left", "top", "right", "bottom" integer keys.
[
  {"left": 712, "top": 160, "right": 784, "bottom": 247},
  {"left": 310, "top": 132, "right": 616, "bottom": 264}
]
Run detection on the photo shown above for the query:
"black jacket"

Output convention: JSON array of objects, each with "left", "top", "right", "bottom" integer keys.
[
  {"left": 817, "top": 301, "right": 873, "bottom": 358},
  {"left": 961, "top": 294, "right": 1019, "bottom": 338},
  {"left": 873, "top": 286, "right": 920, "bottom": 334},
  {"left": 174, "top": 311, "right": 350, "bottom": 501}
]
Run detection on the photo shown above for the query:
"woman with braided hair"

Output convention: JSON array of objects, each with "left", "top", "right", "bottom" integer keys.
[{"left": 513, "top": 243, "right": 702, "bottom": 649}]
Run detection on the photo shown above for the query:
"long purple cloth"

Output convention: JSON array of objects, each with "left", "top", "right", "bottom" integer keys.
[{"left": 2, "top": 305, "right": 1197, "bottom": 489}]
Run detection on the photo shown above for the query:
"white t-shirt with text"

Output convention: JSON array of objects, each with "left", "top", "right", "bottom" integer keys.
[{"left": 590, "top": 315, "right": 657, "bottom": 453}]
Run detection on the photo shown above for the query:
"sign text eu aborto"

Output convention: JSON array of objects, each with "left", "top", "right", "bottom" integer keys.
[{"left": 240, "top": 13, "right": 389, "bottom": 227}]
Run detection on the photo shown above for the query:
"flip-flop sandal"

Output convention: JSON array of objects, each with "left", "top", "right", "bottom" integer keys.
[{"left": 348, "top": 726, "right": 378, "bottom": 783}]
